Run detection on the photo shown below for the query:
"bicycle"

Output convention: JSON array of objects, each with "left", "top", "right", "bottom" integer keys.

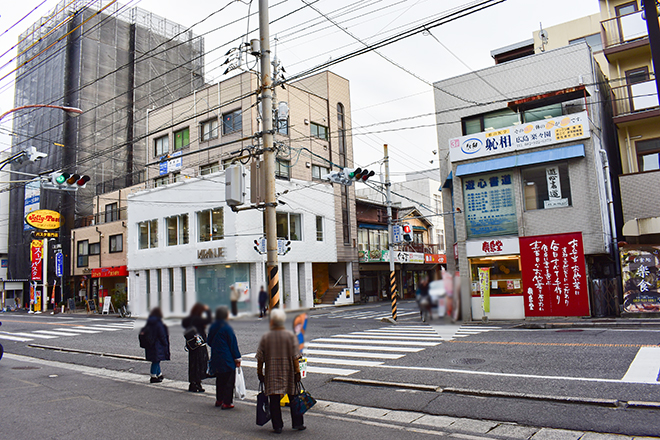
[{"left": 119, "top": 305, "right": 131, "bottom": 318}]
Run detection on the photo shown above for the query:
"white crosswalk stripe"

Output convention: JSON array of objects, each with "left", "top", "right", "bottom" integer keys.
[
  {"left": 0, "top": 319, "right": 135, "bottom": 342},
  {"left": 310, "top": 308, "right": 419, "bottom": 321},
  {"left": 429, "top": 324, "right": 501, "bottom": 341},
  {"left": 243, "top": 324, "right": 440, "bottom": 377}
]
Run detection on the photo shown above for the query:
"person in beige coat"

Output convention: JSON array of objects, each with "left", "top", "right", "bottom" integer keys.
[
  {"left": 229, "top": 285, "right": 240, "bottom": 317},
  {"left": 256, "top": 308, "right": 304, "bottom": 434}
]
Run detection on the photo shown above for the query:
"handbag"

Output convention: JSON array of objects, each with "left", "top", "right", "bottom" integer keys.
[
  {"left": 183, "top": 327, "right": 206, "bottom": 352},
  {"left": 256, "top": 381, "right": 271, "bottom": 426},
  {"left": 234, "top": 366, "right": 246, "bottom": 400},
  {"left": 290, "top": 381, "right": 316, "bottom": 415}
]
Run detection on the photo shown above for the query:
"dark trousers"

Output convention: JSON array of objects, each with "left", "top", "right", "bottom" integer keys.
[
  {"left": 215, "top": 370, "right": 235, "bottom": 404},
  {"left": 231, "top": 301, "right": 238, "bottom": 316},
  {"left": 269, "top": 394, "right": 304, "bottom": 430}
]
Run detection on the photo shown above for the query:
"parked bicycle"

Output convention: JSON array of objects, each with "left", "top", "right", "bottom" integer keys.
[{"left": 119, "top": 305, "right": 131, "bottom": 318}]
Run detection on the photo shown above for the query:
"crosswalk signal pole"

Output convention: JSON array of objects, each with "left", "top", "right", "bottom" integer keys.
[
  {"left": 259, "top": 0, "right": 280, "bottom": 311},
  {"left": 384, "top": 145, "right": 397, "bottom": 322}
]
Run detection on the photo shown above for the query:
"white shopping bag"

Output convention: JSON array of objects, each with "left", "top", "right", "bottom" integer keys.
[{"left": 234, "top": 366, "right": 246, "bottom": 400}]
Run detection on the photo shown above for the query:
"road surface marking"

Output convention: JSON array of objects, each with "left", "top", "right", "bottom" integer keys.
[
  {"left": 303, "top": 349, "right": 404, "bottom": 359},
  {"left": 430, "top": 325, "right": 501, "bottom": 341},
  {"left": 1, "top": 331, "right": 58, "bottom": 339},
  {"left": 621, "top": 346, "right": 660, "bottom": 384},
  {"left": 0, "top": 333, "right": 33, "bottom": 342},
  {"left": 242, "top": 353, "right": 383, "bottom": 367},
  {"left": 449, "top": 340, "right": 651, "bottom": 348},
  {"left": 307, "top": 343, "right": 423, "bottom": 352},
  {"left": 240, "top": 359, "right": 358, "bottom": 376},
  {"left": 319, "top": 338, "right": 439, "bottom": 346},
  {"left": 74, "top": 325, "right": 122, "bottom": 331},
  {"left": 338, "top": 333, "right": 443, "bottom": 341},
  {"left": 54, "top": 328, "right": 101, "bottom": 334},
  {"left": 33, "top": 330, "right": 81, "bottom": 336}
]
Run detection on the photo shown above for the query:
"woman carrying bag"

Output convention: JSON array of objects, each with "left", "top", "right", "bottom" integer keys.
[
  {"left": 207, "top": 306, "right": 241, "bottom": 409},
  {"left": 182, "top": 303, "right": 212, "bottom": 392}
]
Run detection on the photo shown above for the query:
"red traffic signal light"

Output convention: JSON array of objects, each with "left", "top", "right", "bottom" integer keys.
[{"left": 402, "top": 224, "right": 413, "bottom": 242}]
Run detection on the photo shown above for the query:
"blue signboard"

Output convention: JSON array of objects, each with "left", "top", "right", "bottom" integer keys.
[
  {"left": 463, "top": 171, "right": 517, "bottom": 238},
  {"left": 55, "top": 252, "right": 63, "bottom": 277}
]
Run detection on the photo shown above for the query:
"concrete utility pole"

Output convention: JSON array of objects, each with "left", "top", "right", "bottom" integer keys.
[
  {"left": 259, "top": 0, "right": 280, "bottom": 310},
  {"left": 384, "top": 145, "right": 398, "bottom": 322}
]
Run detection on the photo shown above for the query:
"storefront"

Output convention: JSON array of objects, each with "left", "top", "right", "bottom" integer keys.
[
  {"left": 91, "top": 266, "right": 128, "bottom": 303},
  {"left": 620, "top": 245, "right": 660, "bottom": 313},
  {"left": 195, "top": 263, "right": 251, "bottom": 313}
]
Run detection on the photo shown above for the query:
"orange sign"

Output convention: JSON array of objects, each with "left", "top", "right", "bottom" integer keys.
[
  {"left": 424, "top": 254, "right": 447, "bottom": 264},
  {"left": 91, "top": 266, "right": 128, "bottom": 278},
  {"left": 25, "top": 209, "right": 61, "bottom": 230}
]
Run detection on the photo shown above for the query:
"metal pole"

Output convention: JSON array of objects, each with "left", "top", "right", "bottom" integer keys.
[
  {"left": 42, "top": 238, "right": 48, "bottom": 312},
  {"left": 384, "top": 145, "right": 397, "bottom": 321},
  {"left": 259, "top": 0, "right": 280, "bottom": 310}
]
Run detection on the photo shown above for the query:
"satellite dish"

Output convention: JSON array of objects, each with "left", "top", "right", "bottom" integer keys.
[{"left": 539, "top": 29, "right": 548, "bottom": 43}]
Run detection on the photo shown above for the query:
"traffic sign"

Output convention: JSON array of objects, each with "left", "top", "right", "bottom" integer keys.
[
  {"left": 392, "top": 225, "right": 403, "bottom": 244},
  {"left": 55, "top": 252, "right": 63, "bottom": 277}
]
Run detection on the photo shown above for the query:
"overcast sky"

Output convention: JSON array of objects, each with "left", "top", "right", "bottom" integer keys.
[{"left": 0, "top": 0, "right": 601, "bottom": 180}]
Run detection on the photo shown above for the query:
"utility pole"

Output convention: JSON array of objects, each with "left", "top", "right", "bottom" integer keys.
[
  {"left": 42, "top": 238, "right": 48, "bottom": 312},
  {"left": 642, "top": 0, "right": 660, "bottom": 98},
  {"left": 384, "top": 145, "right": 397, "bottom": 322},
  {"left": 259, "top": 0, "right": 280, "bottom": 310}
]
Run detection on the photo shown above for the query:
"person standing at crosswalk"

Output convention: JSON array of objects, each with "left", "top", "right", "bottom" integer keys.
[{"left": 143, "top": 307, "right": 170, "bottom": 383}]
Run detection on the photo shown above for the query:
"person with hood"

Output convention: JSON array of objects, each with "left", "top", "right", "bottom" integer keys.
[
  {"left": 207, "top": 305, "right": 241, "bottom": 409},
  {"left": 258, "top": 285, "right": 268, "bottom": 318},
  {"left": 144, "top": 307, "right": 170, "bottom": 383},
  {"left": 182, "top": 302, "right": 212, "bottom": 392}
]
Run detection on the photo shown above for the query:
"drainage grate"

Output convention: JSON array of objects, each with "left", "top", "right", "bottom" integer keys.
[
  {"left": 12, "top": 366, "right": 41, "bottom": 370},
  {"left": 451, "top": 358, "right": 485, "bottom": 365}
]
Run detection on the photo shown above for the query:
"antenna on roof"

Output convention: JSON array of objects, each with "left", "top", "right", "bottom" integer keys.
[{"left": 539, "top": 22, "right": 548, "bottom": 52}]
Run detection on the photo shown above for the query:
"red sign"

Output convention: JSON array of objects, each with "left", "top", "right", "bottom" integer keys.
[
  {"left": 520, "top": 232, "right": 589, "bottom": 317},
  {"left": 31, "top": 240, "right": 43, "bottom": 281},
  {"left": 424, "top": 254, "right": 447, "bottom": 264},
  {"left": 91, "top": 266, "right": 128, "bottom": 278}
]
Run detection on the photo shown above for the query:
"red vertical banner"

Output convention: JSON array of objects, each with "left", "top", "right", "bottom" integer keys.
[
  {"left": 520, "top": 232, "right": 589, "bottom": 317},
  {"left": 31, "top": 240, "right": 43, "bottom": 281}
]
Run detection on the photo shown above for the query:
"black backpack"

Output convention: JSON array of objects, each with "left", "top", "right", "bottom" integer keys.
[{"left": 139, "top": 324, "right": 155, "bottom": 348}]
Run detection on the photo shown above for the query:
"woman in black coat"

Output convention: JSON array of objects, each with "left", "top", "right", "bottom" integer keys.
[
  {"left": 144, "top": 307, "right": 170, "bottom": 383},
  {"left": 182, "top": 303, "right": 212, "bottom": 392}
]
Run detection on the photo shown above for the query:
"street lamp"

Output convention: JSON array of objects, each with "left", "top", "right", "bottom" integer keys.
[{"left": 0, "top": 104, "right": 82, "bottom": 122}]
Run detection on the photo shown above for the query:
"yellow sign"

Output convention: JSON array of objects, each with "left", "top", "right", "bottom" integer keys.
[
  {"left": 25, "top": 209, "right": 61, "bottom": 230},
  {"left": 555, "top": 124, "right": 583, "bottom": 140},
  {"left": 34, "top": 231, "right": 59, "bottom": 238},
  {"left": 478, "top": 267, "right": 491, "bottom": 313},
  {"left": 486, "top": 128, "right": 510, "bottom": 138}
]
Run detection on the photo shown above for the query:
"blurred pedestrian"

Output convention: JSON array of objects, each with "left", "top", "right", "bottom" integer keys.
[
  {"left": 182, "top": 302, "right": 212, "bottom": 392},
  {"left": 416, "top": 275, "right": 431, "bottom": 322},
  {"left": 256, "top": 308, "right": 305, "bottom": 434},
  {"left": 207, "top": 305, "right": 241, "bottom": 409},
  {"left": 230, "top": 285, "right": 239, "bottom": 317},
  {"left": 258, "top": 285, "right": 268, "bottom": 318},
  {"left": 144, "top": 307, "right": 170, "bottom": 383}
]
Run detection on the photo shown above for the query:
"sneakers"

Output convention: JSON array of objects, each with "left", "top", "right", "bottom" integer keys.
[
  {"left": 221, "top": 403, "right": 234, "bottom": 410},
  {"left": 150, "top": 376, "right": 163, "bottom": 383},
  {"left": 215, "top": 400, "right": 223, "bottom": 407}
]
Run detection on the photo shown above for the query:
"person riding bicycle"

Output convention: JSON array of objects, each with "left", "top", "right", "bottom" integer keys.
[{"left": 416, "top": 275, "right": 431, "bottom": 322}]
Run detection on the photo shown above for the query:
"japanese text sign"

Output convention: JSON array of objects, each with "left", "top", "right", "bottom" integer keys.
[
  {"left": 31, "top": 239, "right": 43, "bottom": 281},
  {"left": 520, "top": 232, "right": 589, "bottom": 317},
  {"left": 620, "top": 246, "right": 660, "bottom": 313},
  {"left": 463, "top": 171, "right": 517, "bottom": 238},
  {"left": 449, "top": 111, "right": 589, "bottom": 162}
]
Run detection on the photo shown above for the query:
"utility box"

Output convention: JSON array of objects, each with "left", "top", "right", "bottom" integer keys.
[
  {"left": 225, "top": 163, "right": 246, "bottom": 206},
  {"left": 250, "top": 159, "right": 266, "bottom": 204}
]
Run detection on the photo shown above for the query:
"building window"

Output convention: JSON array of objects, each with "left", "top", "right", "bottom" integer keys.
[
  {"left": 312, "top": 165, "right": 329, "bottom": 180},
  {"left": 316, "top": 216, "right": 323, "bottom": 241},
  {"left": 310, "top": 122, "right": 328, "bottom": 140},
  {"left": 463, "top": 171, "right": 517, "bottom": 238},
  {"left": 615, "top": 1, "right": 637, "bottom": 16},
  {"left": 174, "top": 127, "right": 189, "bottom": 150},
  {"left": 274, "top": 212, "right": 302, "bottom": 241},
  {"left": 200, "top": 162, "right": 220, "bottom": 175},
  {"left": 146, "top": 270, "right": 151, "bottom": 310},
  {"left": 201, "top": 118, "right": 218, "bottom": 141},
  {"left": 358, "top": 227, "right": 388, "bottom": 260},
  {"left": 341, "top": 186, "right": 350, "bottom": 245},
  {"left": 522, "top": 162, "right": 572, "bottom": 210},
  {"left": 276, "top": 159, "right": 290, "bottom": 180},
  {"left": 413, "top": 230, "right": 424, "bottom": 245},
  {"left": 168, "top": 267, "right": 174, "bottom": 312},
  {"left": 154, "top": 135, "right": 168, "bottom": 157},
  {"left": 198, "top": 208, "right": 223, "bottom": 242},
  {"left": 139, "top": 219, "right": 158, "bottom": 249},
  {"left": 154, "top": 176, "right": 168, "bottom": 187},
  {"left": 77, "top": 240, "right": 89, "bottom": 267},
  {"left": 522, "top": 103, "right": 563, "bottom": 123},
  {"left": 223, "top": 109, "right": 242, "bottom": 134},
  {"left": 173, "top": 172, "right": 185, "bottom": 183},
  {"left": 462, "top": 108, "right": 520, "bottom": 135},
  {"left": 181, "top": 267, "right": 187, "bottom": 313},
  {"left": 89, "top": 242, "right": 101, "bottom": 255},
  {"left": 157, "top": 268, "right": 162, "bottom": 307},
  {"left": 167, "top": 214, "right": 189, "bottom": 246},
  {"left": 109, "top": 234, "right": 123, "bottom": 253},
  {"left": 568, "top": 33, "right": 603, "bottom": 53},
  {"left": 636, "top": 138, "right": 660, "bottom": 171},
  {"left": 337, "top": 103, "right": 346, "bottom": 156},
  {"left": 626, "top": 66, "right": 650, "bottom": 85},
  {"left": 105, "top": 203, "right": 118, "bottom": 223}
]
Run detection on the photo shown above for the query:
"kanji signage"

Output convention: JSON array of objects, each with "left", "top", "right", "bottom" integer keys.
[
  {"left": 31, "top": 240, "right": 43, "bottom": 281},
  {"left": 519, "top": 232, "right": 589, "bottom": 317},
  {"left": 424, "top": 254, "right": 447, "bottom": 264},
  {"left": 463, "top": 171, "right": 517, "bottom": 238},
  {"left": 91, "top": 266, "right": 128, "bottom": 278},
  {"left": 620, "top": 246, "right": 660, "bottom": 313},
  {"left": 448, "top": 111, "right": 590, "bottom": 162},
  {"left": 466, "top": 237, "right": 520, "bottom": 257}
]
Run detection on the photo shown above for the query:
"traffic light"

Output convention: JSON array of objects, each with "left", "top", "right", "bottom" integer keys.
[
  {"left": 402, "top": 224, "right": 413, "bottom": 242},
  {"left": 345, "top": 167, "right": 375, "bottom": 182},
  {"left": 45, "top": 171, "right": 90, "bottom": 190}
]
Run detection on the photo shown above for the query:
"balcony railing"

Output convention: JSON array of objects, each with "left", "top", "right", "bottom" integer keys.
[
  {"left": 611, "top": 75, "right": 659, "bottom": 117},
  {"left": 601, "top": 10, "right": 650, "bottom": 50}
]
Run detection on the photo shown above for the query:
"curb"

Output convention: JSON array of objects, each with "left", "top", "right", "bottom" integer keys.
[{"left": 28, "top": 343, "right": 145, "bottom": 361}]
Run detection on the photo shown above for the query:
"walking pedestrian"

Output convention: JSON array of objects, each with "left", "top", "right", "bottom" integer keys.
[
  {"left": 143, "top": 307, "right": 170, "bottom": 383},
  {"left": 256, "top": 308, "right": 305, "bottom": 434},
  {"left": 230, "top": 285, "right": 239, "bottom": 317},
  {"left": 182, "top": 302, "right": 212, "bottom": 392},
  {"left": 258, "top": 285, "right": 268, "bottom": 318},
  {"left": 207, "top": 305, "right": 241, "bottom": 409},
  {"left": 416, "top": 275, "right": 431, "bottom": 322}
]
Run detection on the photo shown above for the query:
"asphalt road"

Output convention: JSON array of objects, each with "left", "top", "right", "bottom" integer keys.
[{"left": 1, "top": 301, "right": 660, "bottom": 437}]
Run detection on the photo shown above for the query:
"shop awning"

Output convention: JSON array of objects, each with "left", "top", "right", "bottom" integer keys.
[
  {"left": 358, "top": 223, "right": 388, "bottom": 230},
  {"left": 623, "top": 217, "right": 660, "bottom": 236},
  {"left": 442, "top": 171, "right": 452, "bottom": 189},
  {"left": 455, "top": 144, "right": 585, "bottom": 177}
]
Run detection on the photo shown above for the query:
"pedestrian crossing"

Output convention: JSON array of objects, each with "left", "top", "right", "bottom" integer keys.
[
  {"left": 0, "top": 319, "right": 135, "bottom": 342},
  {"left": 430, "top": 324, "right": 501, "bottom": 341},
  {"left": 242, "top": 325, "right": 442, "bottom": 376},
  {"left": 310, "top": 307, "right": 420, "bottom": 321}
]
